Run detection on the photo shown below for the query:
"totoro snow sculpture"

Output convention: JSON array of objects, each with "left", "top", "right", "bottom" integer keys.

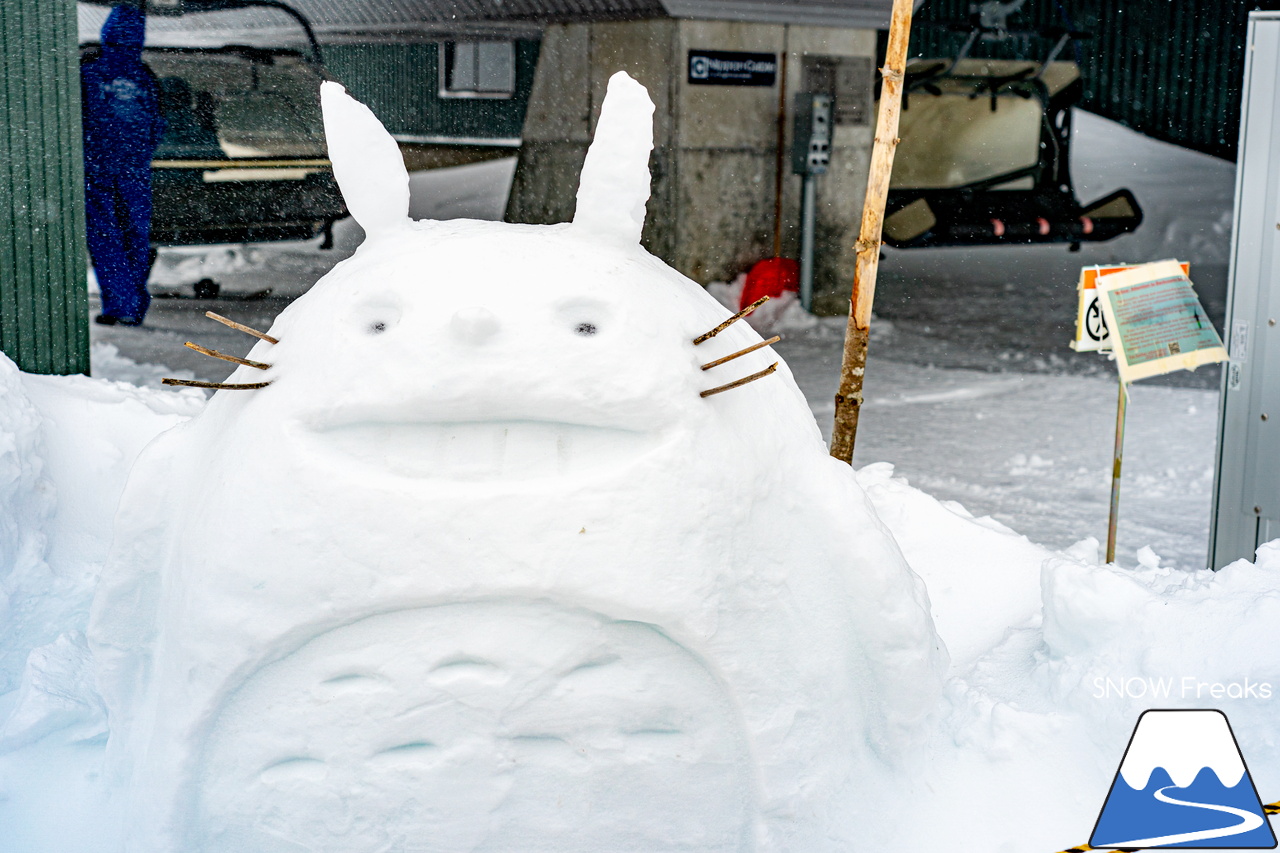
[{"left": 89, "top": 72, "right": 945, "bottom": 853}]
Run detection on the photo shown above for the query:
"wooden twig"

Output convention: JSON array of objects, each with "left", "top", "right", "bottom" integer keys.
[
  {"left": 699, "top": 362, "right": 778, "bottom": 398},
  {"left": 205, "top": 311, "right": 279, "bottom": 344},
  {"left": 162, "top": 378, "right": 271, "bottom": 390},
  {"left": 692, "top": 296, "right": 770, "bottom": 345},
  {"left": 830, "top": 0, "right": 914, "bottom": 463},
  {"left": 184, "top": 341, "right": 270, "bottom": 370},
  {"left": 700, "top": 336, "right": 781, "bottom": 370}
]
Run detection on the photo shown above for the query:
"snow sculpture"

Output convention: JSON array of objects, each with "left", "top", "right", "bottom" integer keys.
[{"left": 89, "top": 73, "right": 945, "bottom": 853}]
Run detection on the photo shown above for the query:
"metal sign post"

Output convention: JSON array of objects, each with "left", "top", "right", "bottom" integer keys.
[
  {"left": 1080, "top": 260, "right": 1227, "bottom": 563},
  {"left": 1106, "top": 380, "right": 1128, "bottom": 564}
]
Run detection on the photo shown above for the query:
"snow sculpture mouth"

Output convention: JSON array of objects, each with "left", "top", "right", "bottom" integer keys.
[
  {"left": 193, "top": 601, "right": 755, "bottom": 853},
  {"left": 312, "top": 420, "right": 661, "bottom": 482}
]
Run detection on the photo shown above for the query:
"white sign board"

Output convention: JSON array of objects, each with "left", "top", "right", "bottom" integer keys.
[{"left": 1095, "top": 260, "right": 1227, "bottom": 384}]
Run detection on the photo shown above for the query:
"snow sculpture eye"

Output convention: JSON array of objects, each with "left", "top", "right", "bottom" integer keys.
[
  {"left": 369, "top": 321, "right": 387, "bottom": 334},
  {"left": 575, "top": 322, "right": 598, "bottom": 337}
]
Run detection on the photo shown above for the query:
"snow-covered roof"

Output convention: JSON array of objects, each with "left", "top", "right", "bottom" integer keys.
[{"left": 79, "top": 0, "right": 892, "bottom": 45}]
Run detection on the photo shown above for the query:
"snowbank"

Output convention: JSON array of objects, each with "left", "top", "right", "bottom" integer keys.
[
  {"left": 856, "top": 462, "right": 1052, "bottom": 672},
  {"left": 848, "top": 465, "right": 1280, "bottom": 852},
  {"left": 0, "top": 356, "right": 54, "bottom": 695},
  {"left": 0, "top": 352, "right": 202, "bottom": 851},
  {"left": 3, "top": 342, "right": 1280, "bottom": 852},
  {"left": 0, "top": 357, "right": 201, "bottom": 748}
]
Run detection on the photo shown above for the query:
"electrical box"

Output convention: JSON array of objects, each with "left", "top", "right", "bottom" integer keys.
[
  {"left": 1210, "top": 12, "right": 1280, "bottom": 568},
  {"left": 792, "top": 92, "right": 833, "bottom": 176}
]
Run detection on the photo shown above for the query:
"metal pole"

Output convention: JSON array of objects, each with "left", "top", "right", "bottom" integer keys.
[
  {"left": 1106, "top": 379, "right": 1128, "bottom": 563},
  {"left": 773, "top": 39, "right": 788, "bottom": 259},
  {"left": 799, "top": 173, "right": 816, "bottom": 311}
]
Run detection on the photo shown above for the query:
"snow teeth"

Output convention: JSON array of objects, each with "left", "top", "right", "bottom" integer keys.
[{"left": 316, "top": 421, "right": 658, "bottom": 482}]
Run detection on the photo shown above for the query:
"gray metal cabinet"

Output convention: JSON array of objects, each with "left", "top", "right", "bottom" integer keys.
[{"left": 1211, "top": 13, "right": 1280, "bottom": 568}]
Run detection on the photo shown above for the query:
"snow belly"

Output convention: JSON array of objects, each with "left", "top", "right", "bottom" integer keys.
[{"left": 192, "top": 601, "right": 755, "bottom": 852}]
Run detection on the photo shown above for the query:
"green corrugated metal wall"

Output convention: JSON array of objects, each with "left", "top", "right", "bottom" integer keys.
[
  {"left": 0, "top": 0, "right": 89, "bottom": 375},
  {"left": 324, "top": 40, "right": 540, "bottom": 140},
  {"left": 909, "top": 0, "right": 1271, "bottom": 161}
]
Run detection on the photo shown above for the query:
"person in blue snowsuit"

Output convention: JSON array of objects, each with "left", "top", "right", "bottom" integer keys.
[{"left": 82, "top": 5, "right": 165, "bottom": 326}]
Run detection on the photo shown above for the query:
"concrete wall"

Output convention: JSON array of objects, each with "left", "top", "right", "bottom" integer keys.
[{"left": 506, "top": 19, "right": 876, "bottom": 314}]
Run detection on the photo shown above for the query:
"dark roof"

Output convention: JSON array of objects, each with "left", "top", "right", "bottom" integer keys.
[
  {"left": 661, "top": 0, "right": 892, "bottom": 28},
  {"left": 80, "top": 0, "right": 892, "bottom": 43}
]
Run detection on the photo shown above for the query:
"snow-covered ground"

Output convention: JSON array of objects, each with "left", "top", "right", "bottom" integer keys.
[
  {"left": 779, "top": 324, "right": 1218, "bottom": 569},
  {"left": 10, "top": 102, "right": 1263, "bottom": 852}
]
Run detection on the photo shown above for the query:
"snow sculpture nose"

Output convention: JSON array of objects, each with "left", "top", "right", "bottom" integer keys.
[{"left": 450, "top": 307, "right": 500, "bottom": 344}]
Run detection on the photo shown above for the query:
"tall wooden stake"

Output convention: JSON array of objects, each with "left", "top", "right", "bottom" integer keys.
[{"left": 830, "top": 0, "right": 914, "bottom": 463}]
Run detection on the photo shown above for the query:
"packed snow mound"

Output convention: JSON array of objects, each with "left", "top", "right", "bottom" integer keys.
[
  {"left": 856, "top": 463, "right": 1052, "bottom": 671},
  {"left": 88, "top": 73, "right": 945, "bottom": 853},
  {"left": 1038, "top": 540, "right": 1280, "bottom": 735},
  {"left": 0, "top": 354, "right": 54, "bottom": 694},
  {"left": 0, "top": 353, "right": 201, "bottom": 752}
]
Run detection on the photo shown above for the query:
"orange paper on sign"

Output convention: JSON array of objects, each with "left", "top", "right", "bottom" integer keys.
[{"left": 1081, "top": 262, "right": 1190, "bottom": 290}]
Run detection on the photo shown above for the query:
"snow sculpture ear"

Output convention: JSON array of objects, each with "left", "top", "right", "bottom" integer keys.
[
  {"left": 321, "top": 81, "right": 410, "bottom": 238},
  {"left": 573, "top": 71, "right": 655, "bottom": 244}
]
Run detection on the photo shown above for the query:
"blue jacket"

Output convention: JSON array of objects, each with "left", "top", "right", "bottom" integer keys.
[{"left": 81, "top": 6, "right": 165, "bottom": 172}]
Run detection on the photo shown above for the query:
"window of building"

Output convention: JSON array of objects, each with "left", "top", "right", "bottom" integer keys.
[{"left": 440, "top": 41, "right": 516, "bottom": 98}]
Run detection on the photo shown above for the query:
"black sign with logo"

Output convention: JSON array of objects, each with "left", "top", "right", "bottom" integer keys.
[{"left": 687, "top": 50, "right": 778, "bottom": 87}]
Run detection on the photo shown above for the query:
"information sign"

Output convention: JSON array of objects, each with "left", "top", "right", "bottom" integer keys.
[
  {"left": 1095, "top": 260, "right": 1227, "bottom": 383},
  {"left": 1071, "top": 262, "right": 1190, "bottom": 352},
  {"left": 687, "top": 50, "right": 778, "bottom": 87}
]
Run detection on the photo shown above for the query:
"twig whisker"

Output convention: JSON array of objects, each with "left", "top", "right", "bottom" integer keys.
[
  {"left": 700, "top": 336, "right": 780, "bottom": 370},
  {"left": 692, "top": 296, "right": 769, "bottom": 345},
  {"left": 184, "top": 341, "right": 271, "bottom": 370},
  {"left": 162, "top": 378, "right": 271, "bottom": 390},
  {"left": 205, "top": 311, "right": 279, "bottom": 344},
  {"left": 699, "top": 362, "right": 778, "bottom": 398}
]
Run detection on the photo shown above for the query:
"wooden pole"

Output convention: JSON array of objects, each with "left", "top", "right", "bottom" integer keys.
[{"left": 830, "top": 0, "right": 914, "bottom": 463}]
